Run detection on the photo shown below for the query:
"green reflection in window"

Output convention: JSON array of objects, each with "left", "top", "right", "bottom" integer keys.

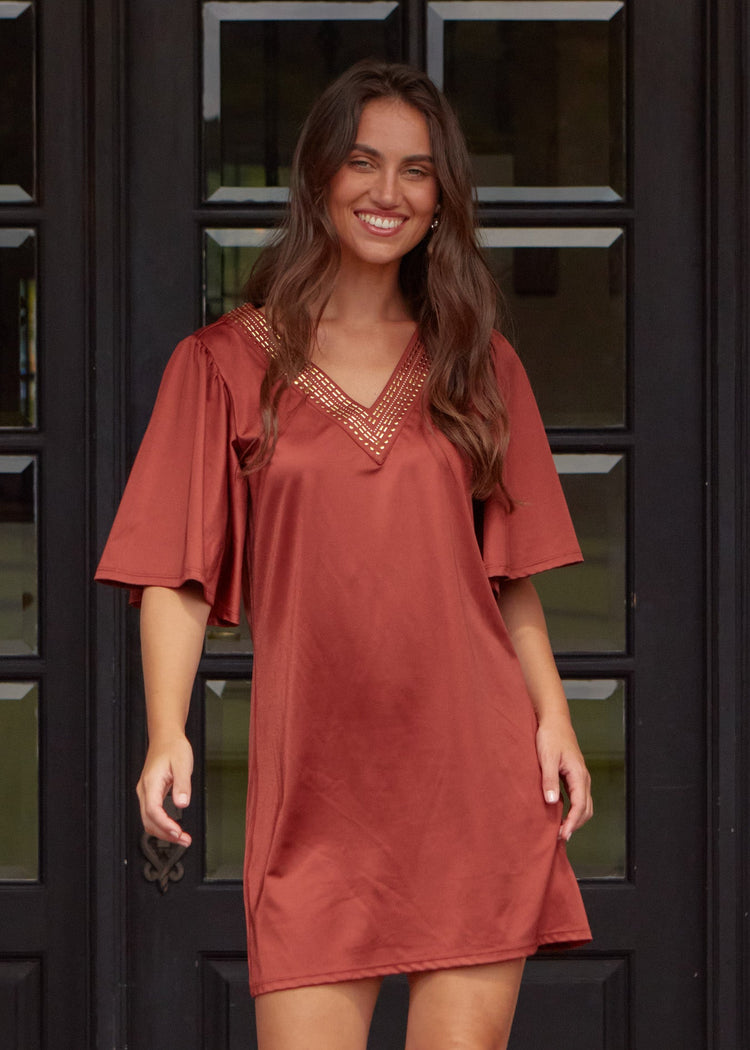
[
  {"left": 203, "top": 228, "right": 268, "bottom": 325},
  {"left": 565, "top": 678, "right": 626, "bottom": 879},
  {"left": 205, "top": 678, "right": 251, "bottom": 881},
  {"left": 0, "top": 2, "right": 35, "bottom": 201},
  {"left": 0, "top": 229, "right": 37, "bottom": 428},
  {"left": 0, "top": 455, "right": 38, "bottom": 654},
  {"left": 430, "top": 2, "right": 625, "bottom": 200},
  {"left": 536, "top": 453, "right": 627, "bottom": 653},
  {"left": 481, "top": 228, "right": 625, "bottom": 428},
  {"left": 0, "top": 681, "right": 38, "bottom": 880},
  {"left": 202, "top": 2, "right": 401, "bottom": 201}
]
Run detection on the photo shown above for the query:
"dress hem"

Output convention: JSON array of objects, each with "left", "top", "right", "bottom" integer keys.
[{"left": 249, "top": 928, "right": 592, "bottom": 996}]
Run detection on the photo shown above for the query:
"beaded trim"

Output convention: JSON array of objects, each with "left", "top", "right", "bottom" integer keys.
[{"left": 228, "top": 303, "right": 429, "bottom": 464}]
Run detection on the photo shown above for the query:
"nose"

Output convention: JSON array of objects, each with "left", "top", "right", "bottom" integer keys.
[{"left": 370, "top": 164, "right": 400, "bottom": 207}]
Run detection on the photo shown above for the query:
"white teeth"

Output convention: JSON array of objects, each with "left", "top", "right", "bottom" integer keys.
[{"left": 358, "top": 212, "right": 404, "bottom": 230}]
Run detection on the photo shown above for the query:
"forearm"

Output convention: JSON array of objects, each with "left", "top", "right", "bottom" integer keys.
[
  {"left": 495, "top": 576, "right": 570, "bottom": 726},
  {"left": 140, "top": 584, "right": 211, "bottom": 740}
]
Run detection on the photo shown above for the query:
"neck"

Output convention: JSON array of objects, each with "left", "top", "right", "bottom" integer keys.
[{"left": 322, "top": 257, "right": 411, "bottom": 325}]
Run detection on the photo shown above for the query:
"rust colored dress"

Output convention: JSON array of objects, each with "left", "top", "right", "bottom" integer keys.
[{"left": 96, "top": 304, "right": 591, "bottom": 995}]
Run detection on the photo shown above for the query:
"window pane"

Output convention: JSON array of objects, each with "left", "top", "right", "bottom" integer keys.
[
  {"left": 204, "top": 679, "right": 251, "bottom": 881},
  {"left": 564, "top": 678, "right": 626, "bottom": 878},
  {"left": 429, "top": 1, "right": 626, "bottom": 201},
  {"left": 202, "top": 1, "right": 402, "bottom": 201},
  {"left": 0, "top": 229, "right": 37, "bottom": 428},
  {"left": 536, "top": 453, "right": 627, "bottom": 653},
  {"left": 0, "top": 681, "right": 38, "bottom": 880},
  {"left": 0, "top": 3, "right": 35, "bottom": 201},
  {"left": 203, "top": 228, "right": 268, "bottom": 325},
  {"left": 482, "top": 228, "right": 625, "bottom": 428},
  {"left": 0, "top": 455, "right": 38, "bottom": 654}
]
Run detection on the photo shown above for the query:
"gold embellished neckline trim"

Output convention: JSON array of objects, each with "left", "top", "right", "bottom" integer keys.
[{"left": 228, "top": 303, "right": 430, "bottom": 464}]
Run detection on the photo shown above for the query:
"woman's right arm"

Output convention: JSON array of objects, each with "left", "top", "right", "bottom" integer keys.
[{"left": 136, "top": 583, "right": 211, "bottom": 846}]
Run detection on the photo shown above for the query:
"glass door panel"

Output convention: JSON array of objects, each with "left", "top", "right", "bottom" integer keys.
[
  {"left": 204, "top": 678, "right": 251, "bottom": 881},
  {"left": 537, "top": 453, "right": 627, "bottom": 653},
  {"left": 429, "top": 1, "right": 626, "bottom": 201},
  {"left": 202, "top": 1, "right": 403, "bottom": 202},
  {"left": 0, "top": 454, "right": 38, "bottom": 654},
  {"left": 0, "top": 680, "right": 38, "bottom": 880},
  {"left": 563, "top": 678, "right": 626, "bottom": 879},
  {"left": 203, "top": 227, "right": 268, "bottom": 324},
  {"left": 0, "top": 2, "right": 35, "bottom": 202},
  {"left": 481, "top": 227, "right": 625, "bottom": 428},
  {"left": 0, "top": 228, "right": 37, "bottom": 428}
]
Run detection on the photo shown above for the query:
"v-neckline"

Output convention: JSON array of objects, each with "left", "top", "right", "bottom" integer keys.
[
  {"left": 306, "top": 324, "right": 420, "bottom": 411},
  {"left": 228, "top": 303, "right": 430, "bottom": 464}
]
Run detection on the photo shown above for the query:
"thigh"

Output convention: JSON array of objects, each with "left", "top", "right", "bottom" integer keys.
[
  {"left": 405, "top": 960, "right": 526, "bottom": 1050},
  {"left": 254, "top": 977, "right": 383, "bottom": 1050}
]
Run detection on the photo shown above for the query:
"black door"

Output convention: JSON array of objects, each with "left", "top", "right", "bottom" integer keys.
[
  {"left": 0, "top": 3, "right": 89, "bottom": 1048},
  {"left": 100, "top": 2, "right": 708, "bottom": 1048}
]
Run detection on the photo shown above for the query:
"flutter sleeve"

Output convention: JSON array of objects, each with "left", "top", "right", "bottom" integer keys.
[
  {"left": 481, "top": 332, "right": 583, "bottom": 581},
  {"left": 95, "top": 335, "right": 249, "bottom": 625}
]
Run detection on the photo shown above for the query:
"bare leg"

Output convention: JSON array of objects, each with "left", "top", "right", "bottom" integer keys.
[
  {"left": 255, "top": 977, "right": 383, "bottom": 1050},
  {"left": 405, "top": 960, "right": 525, "bottom": 1050}
]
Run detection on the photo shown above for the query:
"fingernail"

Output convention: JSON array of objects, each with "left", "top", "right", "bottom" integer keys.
[
  {"left": 171, "top": 828, "right": 180, "bottom": 839},
  {"left": 175, "top": 794, "right": 188, "bottom": 806},
  {"left": 545, "top": 790, "right": 558, "bottom": 803}
]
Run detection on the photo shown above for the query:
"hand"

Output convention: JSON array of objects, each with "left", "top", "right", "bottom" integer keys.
[
  {"left": 136, "top": 731, "right": 194, "bottom": 847},
  {"left": 536, "top": 717, "right": 593, "bottom": 842}
]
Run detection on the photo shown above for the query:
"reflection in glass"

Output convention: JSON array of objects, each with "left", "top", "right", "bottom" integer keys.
[
  {"left": 205, "top": 679, "right": 251, "bottom": 880},
  {"left": 429, "top": 2, "right": 625, "bottom": 200},
  {"left": 0, "top": 3, "right": 35, "bottom": 201},
  {"left": 564, "top": 678, "right": 626, "bottom": 878},
  {"left": 0, "top": 681, "right": 38, "bottom": 880},
  {"left": 0, "top": 229, "right": 37, "bottom": 428},
  {"left": 0, "top": 455, "right": 37, "bottom": 654},
  {"left": 205, "top": 606, "right": 253, "bottom": 655},
  {"left": 203, "top": 228, "right": 269, "bottom": 325},
  {"left": 202, "top": 1, "right": 401, "bottom": 201},
  {"left": 536, "top": 453, "right": 626, "bottom": 653},
  {"left": 481, "top": 228, "right": 625, "bottom": 428}
]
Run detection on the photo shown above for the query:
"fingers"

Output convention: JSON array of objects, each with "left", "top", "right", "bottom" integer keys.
[
  {"left": 558, "top": 761, "right": 593, "bottom": 842},
  {"left": 136, "top": 738, "right": 193, "bottom": 847},
  {"left": 536, "top": 724, "right": 593, "bottom": 842}
]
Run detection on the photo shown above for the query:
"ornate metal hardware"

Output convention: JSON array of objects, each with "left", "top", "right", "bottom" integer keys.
[{"left": 140, "top": 795, "right": 189, "bottom": 893}]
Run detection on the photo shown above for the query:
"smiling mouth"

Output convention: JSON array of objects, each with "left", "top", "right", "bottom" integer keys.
[{"left": 356, "top": 212, "right": 406, "bottom": 231}]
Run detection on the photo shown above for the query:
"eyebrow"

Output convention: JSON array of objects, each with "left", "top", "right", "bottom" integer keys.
[{"left": 351, "top": 143, "right": 435, "bottom": 164}]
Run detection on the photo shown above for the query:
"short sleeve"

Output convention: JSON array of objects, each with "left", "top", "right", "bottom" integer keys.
[
  {"left": 482, "top": 333, "right": 582, "bottom": 581},
  {"left": 95, "top": 335, "right": 249, "bottom": 625}
]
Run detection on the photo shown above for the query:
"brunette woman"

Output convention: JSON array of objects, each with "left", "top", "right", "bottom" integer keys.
[{"left": 96, "top": 60, "right": 592, "bottom": 1050}]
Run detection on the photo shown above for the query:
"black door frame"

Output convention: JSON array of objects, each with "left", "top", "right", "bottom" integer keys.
[
  {"left": 87, "top": 1, "right": 750, "bottom": 1047},
  {"left": 706, "top": 2, "right": 750, "bottom": 1047}
]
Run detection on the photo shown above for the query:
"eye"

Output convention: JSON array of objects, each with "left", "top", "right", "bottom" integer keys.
[
  {"left": 404, "top": 166, "right": 432, "bottom": 179},
  {"left": 349, "top": 157, "right": 373, "bottom": 171}
]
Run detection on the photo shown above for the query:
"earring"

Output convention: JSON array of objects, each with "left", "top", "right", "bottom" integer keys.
[{"left": 430, "top": 215, "right": 440, "bottom": 230}]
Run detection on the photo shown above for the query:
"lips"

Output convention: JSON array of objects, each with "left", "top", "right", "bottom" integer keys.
[{"left": 355, "top": 211, "right": 406, "bottom": 232}]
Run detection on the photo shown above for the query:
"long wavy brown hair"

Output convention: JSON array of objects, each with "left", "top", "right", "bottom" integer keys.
[{"left": 244, "top": 60, "right": 511, "bottom": 502}]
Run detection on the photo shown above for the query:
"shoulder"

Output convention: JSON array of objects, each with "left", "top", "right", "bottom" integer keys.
[{"left": 177, "top": 305, "right": 270, "bottom": 387}]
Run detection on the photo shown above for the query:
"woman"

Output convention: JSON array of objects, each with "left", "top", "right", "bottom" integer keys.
[{"left": 96, "top": 61, "right": 592, "bottom": 1050}]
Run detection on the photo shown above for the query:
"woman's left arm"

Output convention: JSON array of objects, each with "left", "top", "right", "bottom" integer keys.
[{"left": 496, "top": 576, "right": 593, "bottom": 840}]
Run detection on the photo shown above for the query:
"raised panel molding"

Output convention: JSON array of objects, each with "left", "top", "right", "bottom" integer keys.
[
  {"left": 202, "top": 956, "right": 410, "bottom": 1050},
  {"left": 510, "top": 956, "right": 628, "bottom": 1050},
  {"left": 202, "top": 954, "right": 626, "bottom": 1050},
  {"left": 0, "top": 957, "right": 42, "bottom": 1050}
]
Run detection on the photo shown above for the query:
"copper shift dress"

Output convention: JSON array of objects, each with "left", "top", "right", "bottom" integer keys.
[{"left": 96, "top": 303, "right": 591, "bottom": 995}]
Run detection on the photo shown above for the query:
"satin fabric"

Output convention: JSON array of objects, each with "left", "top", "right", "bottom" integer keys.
[{"left": 96, "top": 306, "right": 591, "bottom": 995}]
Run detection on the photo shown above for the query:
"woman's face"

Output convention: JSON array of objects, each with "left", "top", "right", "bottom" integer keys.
[{"left": 327, "top": 98, "right": 440, "bottom": 271}]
